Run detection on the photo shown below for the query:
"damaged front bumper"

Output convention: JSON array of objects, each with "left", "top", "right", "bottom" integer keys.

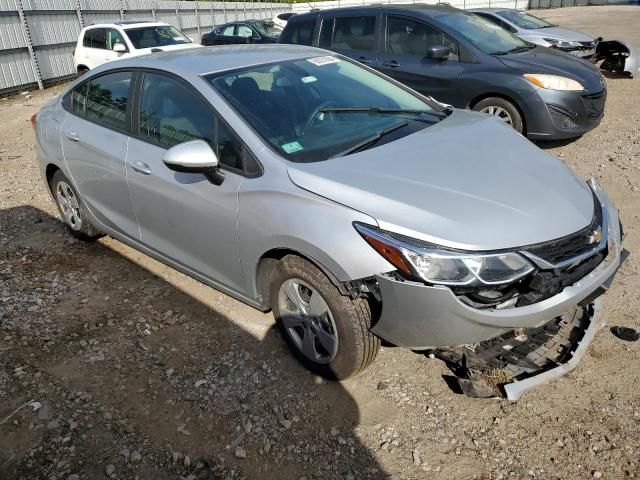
[
  {"left": 370, "top": 181, "right": 624, "bottom": 398},
  {"left": 594, "top": 40, "right": 640, "bottom": 78}
]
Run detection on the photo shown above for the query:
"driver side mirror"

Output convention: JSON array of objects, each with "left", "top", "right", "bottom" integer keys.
[
  {"left": 113, "top": 43, "right": 127, "bottom": 53},
  {"left": 425, "top": 45, "right": 450, "bottom": 60},
  {"left": 162, "top": 140, "right": 225, "bottom": 185}
]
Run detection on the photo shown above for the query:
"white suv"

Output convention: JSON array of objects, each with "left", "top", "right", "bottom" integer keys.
[{"left": 73, "top": 20, "right": 200, "bottom": 74}]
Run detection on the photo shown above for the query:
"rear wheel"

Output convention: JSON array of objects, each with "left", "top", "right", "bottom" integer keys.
[
  {"left": 271, "top": 255, "right": 380, "bottom": 380},
  {"left": 472, "top": 97, "right": 524, "bottom": 134},
  {"left": 50, "top": 170, "right": 103, "bottom": 241}
]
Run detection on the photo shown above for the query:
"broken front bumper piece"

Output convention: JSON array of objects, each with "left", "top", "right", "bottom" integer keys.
[
  {"left": 594, "top": 40, "right": 640, "bottom": 78},
  {"left": 370, "top": 181, "right": 624, "bottom": 399}
]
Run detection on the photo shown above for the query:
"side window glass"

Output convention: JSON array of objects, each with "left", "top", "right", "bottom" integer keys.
[
  {"left": 70, "top": 82, "right": 87, "bottom": 115},
  {"left": 386, "top": 16, "right": 458, "bottom": 58},
  {"left": 90, "top": 28, "right": 107, "bottom": 49},
  {"left": 217, "top": 121, "right": 244, "bottom": 170},
  {"left": 107, "top": 29, "right": 126, "bottom": 50},
  {"left": 237, "top": 25, "right": 253, "bottom": 38},
  {"left": 318, "top": 18, "right": 334, "bottom": 48},
  {"left": 280, "top": 18, "right": 315, "bottom": 46},
  {"left": 332, "top": 16, "right": 376, "bottom": 51},
  {"left": 139, "top": 72, "right": 214, "bottom": 149},
  {"left": 221, "top": 25, "right": 235, "bottom": 36},
  {"left": 82, "top": 30, "right": 92, "bottom": 47},
  {"left": 85, "top": 71, "right": 131, "bottom": 130}
]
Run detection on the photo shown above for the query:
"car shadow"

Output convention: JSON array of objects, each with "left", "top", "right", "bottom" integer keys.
[
  {"left": 0, "top": 205, "right": 386, "bottom": 479},
  {"left": 534, "top": 137, "right": 580, "bottom": 150}
]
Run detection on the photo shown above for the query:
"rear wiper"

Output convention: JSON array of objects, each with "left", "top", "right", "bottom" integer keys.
[
  {"left": 329, "top": 121, "right": 409, "bottom": 159},
  {"left": 319, "top": 107, "right": 446, "bottom": 122}
]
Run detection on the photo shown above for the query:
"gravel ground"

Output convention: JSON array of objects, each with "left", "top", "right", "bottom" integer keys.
[{"left": 1, "top": 6, "right": 639, "bottom": 480}]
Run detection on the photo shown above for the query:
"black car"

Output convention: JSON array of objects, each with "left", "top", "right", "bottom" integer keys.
[
  {"left": 279, "top": 5, "right": 607, "bottom": 140},
  {"left": 201, "top": 20, "right": 281, "bottom": 46}
]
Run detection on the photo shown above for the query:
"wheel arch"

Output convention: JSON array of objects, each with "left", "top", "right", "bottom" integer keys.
[
  {"left": 45, "top": 163, "right": 61, "bottom": 189},
  {"left": 255, "top": 248, "right": 351, "bottom": 311},
  {"left": 468, "top": 92, "right": 527, "bottom": 135}
]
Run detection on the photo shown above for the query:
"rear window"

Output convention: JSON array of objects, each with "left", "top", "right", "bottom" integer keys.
[{"left": 280, "top": 17, "right": 316, "bottom": 45}]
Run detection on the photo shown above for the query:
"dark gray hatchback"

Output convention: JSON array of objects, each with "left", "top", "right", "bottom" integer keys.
[{"left": 279, "top": 4, "right": 607, "bottom": 140}]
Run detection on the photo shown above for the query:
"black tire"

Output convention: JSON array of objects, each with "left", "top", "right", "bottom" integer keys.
[
  {"left": 50, "top": 170, "right": 103, "bottom": 242},
  {"left": 271, "top": 255, "right": 380, "bottom": 380},
  {"left": 472, "top": 97, "right": 524, "bottom": 134}
]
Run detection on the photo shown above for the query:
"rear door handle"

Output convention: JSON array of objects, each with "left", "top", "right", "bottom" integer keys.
[
  {"left": 130, "top": 161, "right": 152, "bottom": 175},
  {"left": 358, "top": 56, "right": 373, "bottom": 65},
  {"left": 64, "top": 130, "right": 80, "bottom": 142},
  {"left": 382, "top": 60, "right": 401, "bottom": 68}
]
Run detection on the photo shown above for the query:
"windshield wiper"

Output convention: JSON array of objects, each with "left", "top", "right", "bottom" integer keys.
[
  {"left": 493, "top": 44, "right": 533, "bottom": 55},
  {"left": 329, "top": 121, "right": 409, "bottom": 159},
  {"left": 319, "top": 107, "right": 447, "bottom": 122}
]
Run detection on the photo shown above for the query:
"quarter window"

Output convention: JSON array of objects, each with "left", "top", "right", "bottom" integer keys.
[
  {"left": 330, "top": 16, "right": 376, "bottom": 51},
  {"left": 85, "top": 71, "right": 132, "bottom": 131},
  {"left": 386, "top": 16, "right": 458, "bottom": 58}
]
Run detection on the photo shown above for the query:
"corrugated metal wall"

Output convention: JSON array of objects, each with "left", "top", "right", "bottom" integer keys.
[{"left": 0, "top": 0, "right": 290, "bottom": 94}]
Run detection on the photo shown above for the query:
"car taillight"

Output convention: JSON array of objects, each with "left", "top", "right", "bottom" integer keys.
[{"left": 31, "top": 114, "right": 37, "bottom": 129}]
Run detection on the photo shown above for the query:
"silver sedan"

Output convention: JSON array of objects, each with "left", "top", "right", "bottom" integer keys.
[{"left": 34, "top": 45, "right": 623, "bottom": 398}]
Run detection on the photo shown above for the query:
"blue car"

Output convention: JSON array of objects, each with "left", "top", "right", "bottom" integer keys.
[{"left": 280, "top": 4, "right": 607, "bottom": 140}]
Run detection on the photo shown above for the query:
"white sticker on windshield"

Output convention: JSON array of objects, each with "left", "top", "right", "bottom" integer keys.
[
  {"left": 301, "top": 76, "right": 317, "bottom": 84},
  {"left": 306, "top": 56, "right": 340, "bottom": 66}
]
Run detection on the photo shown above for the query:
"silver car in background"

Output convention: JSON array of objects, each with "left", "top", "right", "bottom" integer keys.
[
  {"left": 34, "top": 46, "right": 624, "bottom": 399},
  {"left": 471, "top": 9, "right": 597, "bottom": 58}
]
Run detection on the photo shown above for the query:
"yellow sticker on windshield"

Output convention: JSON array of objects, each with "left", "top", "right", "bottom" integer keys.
[
  {"left": 306, "top": 56, "right": 340, "bottom": 66},
  {"left": 281, "top": 141, "right": 304, "bottom": 154}
]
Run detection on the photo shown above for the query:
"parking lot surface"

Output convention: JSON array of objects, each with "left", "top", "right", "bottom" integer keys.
[{"left": 1, "top": 6, "right": 639, "bottom": 480}]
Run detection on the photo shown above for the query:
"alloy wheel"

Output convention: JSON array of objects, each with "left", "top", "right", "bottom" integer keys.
[
  {"left": 55, "top": 181, "right": 82, "bottom": 231},
  {"left": 479, "top": 105, "right": 514, "bottom": 126},
  {"left": 278, "top": 278, "right": 339, "bottom": 364}
]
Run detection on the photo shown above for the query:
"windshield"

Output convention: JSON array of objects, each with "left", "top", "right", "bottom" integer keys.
[
  {"left": 206, "top": 56, "right": 441, "bottom": 162},
  {"left": 496, "top": 11, "right": 555, "bottom": 29},
  {"left": 251, "top": 20, "right": 282, "bottom": 37},
  {"left": 439, "top": 12, "right": 529, "bottom": 55},
  {"left": 125, "top": 25, "right": 191, "bottom": 49}
]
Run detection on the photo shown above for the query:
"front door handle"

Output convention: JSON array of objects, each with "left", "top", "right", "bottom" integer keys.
[
  {"left": 64, "top": 130, "right": 80, "bottom": 142},
  {"left": 130, "top": 161, "right": 152, "bottom": 175},
  {"left": 358, "top": 56, "right": 373, "bottom": 65},
  {"left": 382, "top": 60, "right": 401, "bottom": 68}
]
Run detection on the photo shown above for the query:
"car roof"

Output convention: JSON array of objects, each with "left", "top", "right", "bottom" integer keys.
[
  {"left": 293, "top": 3, "right": 461, "bottom": 18},
  {"left": 92, "top": 44, "right": 329, "bottom": 77},
  {"left": 468, "top": 8, "right": 514, "bottom": 13},
  {"left": 84, "top": 21, "right": 169, "bottom": 30}
]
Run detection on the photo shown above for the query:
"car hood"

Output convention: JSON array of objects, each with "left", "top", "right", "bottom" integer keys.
[
  {"left": 286, "top": 111, "right": 594, "bottom": 251},
  {"left": 498, "top": 46, "right": 604, "bottom": 92},
  {"left": 523, "top": 26, "right": 594, "bottom": 43}
]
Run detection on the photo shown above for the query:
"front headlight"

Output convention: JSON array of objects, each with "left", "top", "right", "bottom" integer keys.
[
  {"left": 355, "top": 224, "right": 534, "bottom": 286},
  {"left": 543, "top": 38, "right": 582, "bottom": 49},
  {"left": 523, "top": 73, "right": 584, "bottom": 91}
]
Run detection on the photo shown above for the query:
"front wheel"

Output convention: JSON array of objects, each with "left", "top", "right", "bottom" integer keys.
[
  {"left": 472, "top": 97, "right": 524, "bottom": 134},
  {"left": 271, "top": 255, "right": 380, "bottom": 380}
]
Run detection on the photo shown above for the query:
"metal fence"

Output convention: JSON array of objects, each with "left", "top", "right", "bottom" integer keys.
[
  {"left": 291, "top": 0, "right": 526, "bottom": 12},
  {"left": 528, "top": 0, "right": 631, "bottom": 7},
  {"left": 0, "top": 0, "right": 290, "bottom": 95}
]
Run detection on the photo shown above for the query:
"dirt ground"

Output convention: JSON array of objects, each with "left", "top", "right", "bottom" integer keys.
[{"left": 1, "top": 6, "right": 639, "bottom": 480}]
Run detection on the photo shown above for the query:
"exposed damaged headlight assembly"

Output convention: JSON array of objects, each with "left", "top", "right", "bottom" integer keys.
[
  {"left": 543, "top": 38, "right": 583, "bottom": 49},
  {"left": 354, "top": 223, "right": 534, "bottom": 287},
  {"left": 524, "top": 73, "right": 584, "bottom": 91}
]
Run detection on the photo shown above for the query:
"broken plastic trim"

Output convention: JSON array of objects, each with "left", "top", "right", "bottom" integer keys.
[
  {"left": 433, "top": 298, "right": 607, "bottom": 401},
  {"left": 594, "top": 40, "right": 640, "bottom": 78}
]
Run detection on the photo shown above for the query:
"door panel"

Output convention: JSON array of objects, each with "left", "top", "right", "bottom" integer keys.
[
  {"left": 60, "top": 72, "right": 138, "bottom": 237},
  {"left": 125, "top": 71, "right": 244, "bottom": 291},
  {"left": 126, "top": 138, "right": 244, "bottom": 292},
  {"left": 377, "top": 15, "right": 463, "bottom": 105}
]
